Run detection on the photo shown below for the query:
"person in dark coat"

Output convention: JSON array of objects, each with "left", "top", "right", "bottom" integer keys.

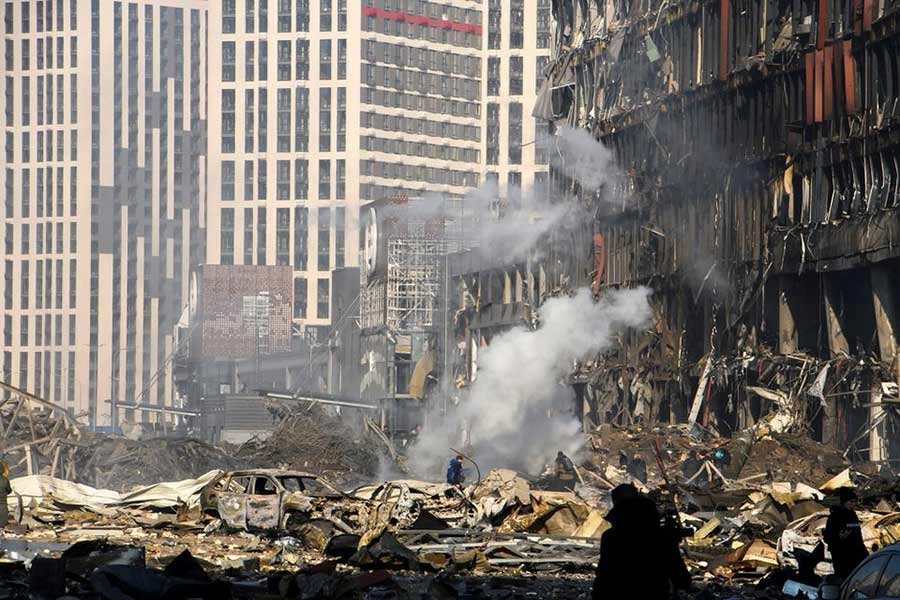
[
  {"left": 628, "top": 453, "right": 648, "bottom": 483},
  {"left": 555, "top": 451, "right": 576, "bottom": 486},
  {"left": 446, "top": 455, "right": 465, "bottom": 486},
  {"left": 592, "top": 484, "right": 690, "bottom": 600},
  {"left": 680, "top": 450, "right": 708, "bottom": 488},
  {"left": 823, "top": 487, "right": 868, "bottom": 579}
]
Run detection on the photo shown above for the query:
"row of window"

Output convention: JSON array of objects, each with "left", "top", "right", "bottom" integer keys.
[
  {"left": 5, "top": 35, "right": 77, "bottom": 72},
  {"left": 6, "top": 128, "right": 79, "bottom": 171},
  {"left": 368, "top": 0, "right": 480, "bottom": 26},
  {"left": 3, "top": 312, "right": 77, "bottom": 349},
  {"left": 0, "top": 349, "right": 77, "bottom": 407},
  {"left": 486, "top": 102, "right": 524, "bottom": 165},
  {"left": 363, "top": 15, "right": 480, "bottom": 50},
  {"left": 362, "top": 40, "right": 480, "bottom": 79},
  {"left": 221, "top": 38, "right": 346, "bottom": 83},
  {"left": 1, "top": 257, "right": 76, "bottom": 312},
  {"left": 361, "top": 135, "right": 480, "bottom": 164},
  {"left": 361, "top": 86, "right": 480, "bottom": 119},
  {"left": 4, "top": 0, "right": 76, "bottom": 35},
  {"left": 487, "top": 56, "right": 524, "bottom": 96},
  {"left": 4, "top": 166, "right": 77, "bottom": 219},
  {"left": 363, "top": 64, "right": 480, "bottom": 101},
  {"left": 6, "top": 73, "right": 78, "bottom": 128},
  {"left": 222, "top": 0, "right": 347, "bottom": 35},
  {"left": 220, "top": 158, "right": 345, "bottom": 202},
  {"left": 360, "top": 182, "right": 464, "bottom": 202},
  {"left": 221, "top": 87, "right": 346, "bottom": 154},
  {"left": 360, "top": 111, "right": 479, "bottom": 142},
  {"left": 6, "top": 221, "right": 77, "bottom": 256},
  {"left": 361, "top": 159, "right": 479, "bottom": 188}
]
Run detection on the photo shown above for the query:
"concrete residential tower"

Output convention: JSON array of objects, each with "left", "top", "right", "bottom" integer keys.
[
  {"left": 205, "top": 0, "right": 484, "bottom": 332},
  {"left": 0, "top": 0, "right": 208, "bottom": 428}
]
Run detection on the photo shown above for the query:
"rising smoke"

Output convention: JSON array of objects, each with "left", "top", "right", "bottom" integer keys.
[
  {"left": 379, "top": 126, "right": 650, "bottom": 478},
  {"left": 408, "top": 286, "right": 653, "bottom": 476}
]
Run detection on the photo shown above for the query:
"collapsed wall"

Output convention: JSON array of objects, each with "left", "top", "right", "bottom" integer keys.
[{"left": 542, "top": 0, "right": 900, "bottom": 462}]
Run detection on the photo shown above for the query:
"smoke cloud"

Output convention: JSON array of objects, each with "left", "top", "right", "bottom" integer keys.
[
  {"left": 409, "top": 287, "right": 652, "bottom": 476},
  {"left": 382, "top": 125, "right": 645, "bottom": 478}
]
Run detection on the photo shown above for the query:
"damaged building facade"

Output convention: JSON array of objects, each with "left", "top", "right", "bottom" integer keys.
[{"left": 540, "top": 0, "right": 900, "bottom": 462}]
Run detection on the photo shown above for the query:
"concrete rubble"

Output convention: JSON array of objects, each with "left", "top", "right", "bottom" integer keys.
[{"left": 5, "top": 417, "right": 900, "bottom": 600}]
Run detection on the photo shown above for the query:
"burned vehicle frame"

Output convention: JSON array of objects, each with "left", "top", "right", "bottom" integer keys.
[{"left": 200, "top": 469, "right": 352, "bottom": 533}]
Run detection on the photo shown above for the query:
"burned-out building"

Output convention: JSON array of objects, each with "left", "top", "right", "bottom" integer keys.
[
  {"left": 357, "top": 197, "right": 469, "bottom": 433},
  {"left": 540, "top": 0, "right": 900, "bottom": 462}
]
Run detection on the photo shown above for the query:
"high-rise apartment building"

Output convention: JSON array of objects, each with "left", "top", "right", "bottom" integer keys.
[
  {"left": 0, "top": 0, "right": 207, "bottom": 428},
  {"left": 483, "top": 0, "right": 551, "bottom": 199},
  {"left": 206, "top": 0, "right": 484, "bottom": 331}
]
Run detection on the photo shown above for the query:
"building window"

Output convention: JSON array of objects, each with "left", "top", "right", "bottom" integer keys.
[
  {"left": 278, "top": 0, "right": 291, "bottom": 32},
  {"left": 319, "top": 39, "right": 331, "bottom": 79},
  {"left": 486, "top": 103, "right": 499, "bottom": 165},
  {"left": 509, "top": 56, "right": 523, "bottom": 96},
  {"left": 316, "top": 279, "right": 329, "bottom": 319},
  {"left": 277, "top": 160, "right": 290, "bottom": 200},
  {"left": 317, "top": 208, "right": 330, "bottom": 270},
  {"left": 221, "top": 89, "right": 235, "bottom": 152},
  {"left": 488, "top": 0, "right": 500, "bottom": 49},
  {"left": 277, "top": 39, "right": 291, "bottom": 80},
  {"left": 245, "top": 41, "right": 255, "bottom": 80},
  {"left": 335, "top": 206, "right": 345, "bottom": 268},
  {"left": 537, "top": 0, "right": 551, "bottom": 49},
  {"left": 257, "top": 207, "right": 267, "bottom": 264},
  {"left": 335, "top": 159, "right": 345, "bottom": 200},
  {"left": 244, "top": 89, "right": 255, "bottom": 152},
  {"left": 337, "top": 39, "right": 346, "bottom": 80},
  {"left": 221, "top": 208, "right": 235, "bottom": 264},
  {"left": 319, "top": 88, "right": 331, "bottom": 151},
  {"left": 258, "top": 39, "right": 268, "bottom": 81},
  {"left": 336, "top": 88, "right": 346, "bottom": 151},
  {"left": 508, "top": 102, "right": 522, "bottom": 164},
  {"left": 294, "top": 159, "right": 308, "bottom": 200},
  {"left": 245, "top": 0, "right": 255, "bottom": 32},
  {"left": 244, "top": 160, "right": 254, "bottom": 200},
  {"left": 295, "top": 39, "right": 309, "bottom": 80},
  {"left": 294, "top": 208, "right": 308, "bottom": 269},
  {"left": 259, "top": 0, "right": 268, "bottom": 33},
  {"left": 277, "top": 88, "right": 291, "bottom": 151},
  {"left": 222, "top": 0, "right": 235, "bottom": 33},
  {"left": 337, "top": 0, "right": 346, "bottom": 30},
  {"left": 295, "top": 87, "right": 309, "bottom": 151},
  {"left": 276, "top": 208, "right": 290, "bottom": 264},
  {"left": 222, "top": 41, "right": 236, "bottom": 81},
  {"left": 258, "top": 88, "right": 268, "bottom": 152},
  {"left": 510, "top": 0, "right": 524, "bottom": 49},
  {"left": 221, "top": 161, "right": 235, "bottom": 201},
  {"left": 296, "top": 0, "right": 309, "bottom": 31},
  {"left": 318, "top": 159, "right": 330, "bottom": 199},
  {"left": 487, "top": 57, "right": 500, "bottom": 96},
  {"left": 320, "top": 0, "right": 331, "bottom": 31},
  {"left": 244, "top": 208, "right": 254, "bottom": 264},
  {"left": 294, "top": 277, "right": 307, "bottom": 318},
  {"left": 257, "top": 158, "right": 267, "bottom": 198}
]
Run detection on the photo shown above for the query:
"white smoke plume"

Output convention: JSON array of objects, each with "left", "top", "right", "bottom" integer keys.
[
  {"left": 408, "top": 286, "right": 652, "bottom": 476},
  {"left": 390, "top": 124, "right": 644, "bottom": 477}
]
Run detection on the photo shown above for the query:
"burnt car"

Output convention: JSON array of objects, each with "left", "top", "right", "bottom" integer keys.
[{"left": 200, "top": 469, "right": 349, "bottom": 532}]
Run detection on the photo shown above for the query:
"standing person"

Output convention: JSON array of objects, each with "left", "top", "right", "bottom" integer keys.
[
  {"left": 823, "top": 487, "right": 868, "bottom": 579},
  {"left": 592, "top": 484, "right": 690, "bottom": 599},
  {"left": 0, "top": 460, "right": 11, "bottom": 529},
  {"left": 555, "top": 451, "right": 576, "bottom": 488},
  {"left": 446, "top": 455, "right": 465, "bottom": 486},
  {"left": 628, "top": 453, "right": 648, "bottom": 483}
]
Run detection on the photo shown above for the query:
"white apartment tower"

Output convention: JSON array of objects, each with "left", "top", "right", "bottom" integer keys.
[
  {"left": 0, "top": 0, "right": 208, "bottom": 428},
  {"left": 483, "top": 0, "right": 551, "bottom": 198},
  {"left": 206, "top": 0, "right": 484, "bottom": 330}
]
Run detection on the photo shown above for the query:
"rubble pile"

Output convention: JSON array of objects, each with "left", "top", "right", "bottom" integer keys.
[
  {"left": 70, "top": 437, "right": 241, "bottom": 491},
  {"left": 237, "top": 407, "right": 384, "bottom": 483}
]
